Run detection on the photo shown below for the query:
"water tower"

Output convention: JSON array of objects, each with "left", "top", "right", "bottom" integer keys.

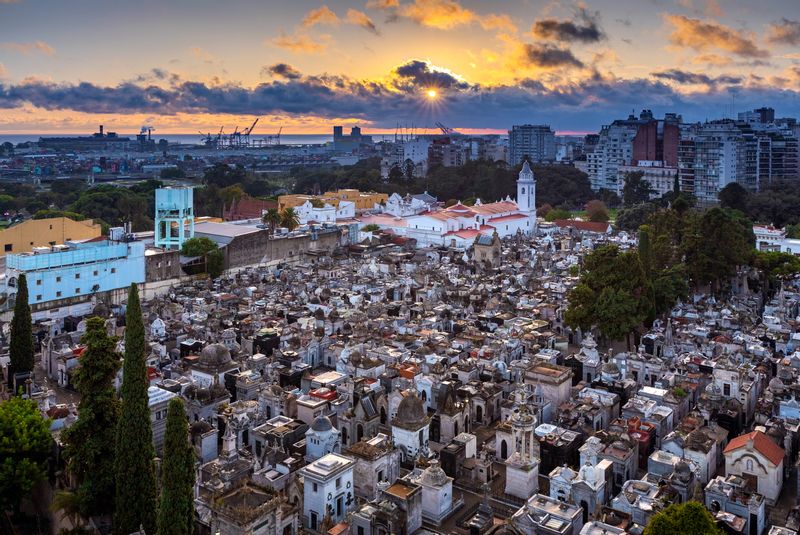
[{"left": 155, "top": 187, "right": 194, "bottom": 249}]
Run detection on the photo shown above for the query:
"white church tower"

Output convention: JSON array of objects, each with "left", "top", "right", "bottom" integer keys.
[{"left": 517, "top": 159, "right": 537, "bottom": 232}]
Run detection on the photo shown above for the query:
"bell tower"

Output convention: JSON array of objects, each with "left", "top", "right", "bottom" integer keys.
[{"left": 517, "top": 159, "right": 536, "bottom": 213}]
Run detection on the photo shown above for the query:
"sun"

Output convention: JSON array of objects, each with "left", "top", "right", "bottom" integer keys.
[{"left": 426, "top": 88, "right": 438, "bottom": 99}]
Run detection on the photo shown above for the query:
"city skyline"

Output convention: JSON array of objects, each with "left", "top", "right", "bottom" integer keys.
[{"left": 1, "top": 0, "right": 800, "bottom": 134}]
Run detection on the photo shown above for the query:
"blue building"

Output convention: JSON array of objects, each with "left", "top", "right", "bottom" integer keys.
[
  {"left": 155, "top": 187, "right": 194, "bottom": 250},
  {"left": 4, "top": 238, "right": 145, "bottom": 309}
]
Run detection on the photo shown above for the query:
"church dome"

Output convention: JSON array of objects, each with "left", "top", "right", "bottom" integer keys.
[
  {"left": 311, "top": 415, "right": 334, "bottom": 432},
  {"left": 199, "top": 343, "right": 232, "bottom": 367},
  {"left": 395, "top": 391, "right": 427, "bottom": 429}
]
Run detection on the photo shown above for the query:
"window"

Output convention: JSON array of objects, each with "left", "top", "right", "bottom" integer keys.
[
  {"left": 336, "top": 477, "right": 341, "bottom": 489},
  {"left": 313, "top": 482, "right": 318, "bottom": 492},
  {"left": 36, "top": 279, "right": 42, "bottom": 285},
  {"left": 75, "top": 288, "right": 81, "bottom": 294},
  {"left": 36, "top": 295, "right": 42, "bottom": 301},
  {"left": 75, "top": 273, "right": 80, "bottom": 279},
  {"left": 56, "top": 291, "right": 61, "bottom": 298},
  {"left": 93, "top": 270, "right": 98, "bottom": 276},
  {"left": 110, "top": 268, "right": 116, "bottom": 274},
  {"left": 723, "top": 383, "right": 731, "bottom": 396},
  {"left": 56, "top": 276, "right": 61, "bottom": 282},
  {"left": 3, "top": 244, "right": 10, "bottom": 252}
]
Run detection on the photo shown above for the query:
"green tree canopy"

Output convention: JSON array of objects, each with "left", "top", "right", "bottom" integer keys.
[
  {"left": 622, "top": 171, "right": 654, "bottom": 206},
  {"left": 280, "top": 208, "right": 300, "bottom": 232},
  {"left": 180, "top": 236, "right": 224, "bottom": 278},
  {"left": 62, "top": 316, "right": 121, "bottom": 517},
  {"left": 9, "top": 273, "right": 34, "bottom": 390},
  {"left": 156, "top": 398, "right": 195, "bottom": 535},
  {"left": 717, "top": 182, "right": 749, "bottom": 213},
  {"left": 682, "top": 207, "right": 754, "bottom": 292},
  {"left": 544, "top": 208, "right": 572, "bottom": 222},
  {"left": 616, "top": 202, "right": 658, "bottom": 232},
  {"left": 0, "top": 396, "right": 51, "bottom": 512},
  {"left": 114, "top": 284, "right": 157, "bottom": 535},
  {"left": 644, "top": 501, "right": 723, "bottom": 535},
  {"left": 565, "top": 245, "right": 652, "bottom": 346}
]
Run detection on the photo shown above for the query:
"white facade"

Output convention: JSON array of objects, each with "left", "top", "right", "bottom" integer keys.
[
  {"left": 294, "top": 200, "right": 355, "bottom": 225},
  {"left": 754, "top": 225, "right": 800, "bottom": 255},
  {"left": 362, "top": 163, "right": 537, "bottom": 248},
  {"left": 724, "top": 432, "right": 784, "bottom": 505},
  {"left": 300, "top": 453, "right": 355, "bottom": 533},
  {"left": 586, "top": 121, "right": 639, "bottom": 191}
]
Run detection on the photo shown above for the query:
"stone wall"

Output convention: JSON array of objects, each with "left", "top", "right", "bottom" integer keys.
[{"left": 225, "top": 228, "right": 341, "bottom": 270}]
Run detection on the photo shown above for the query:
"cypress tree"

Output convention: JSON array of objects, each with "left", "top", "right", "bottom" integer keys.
[
  {"left": 114, "top": 284, "right": 157, "bottom": 535},
  {"left": 62, "top": 316, "right": 121, "bottom": 517},
  {"left": 156, "top": 398, "right": 195, "bottom": 535},
  {"left": 8, "top": 273, "right": 34, "bottom": 389}
]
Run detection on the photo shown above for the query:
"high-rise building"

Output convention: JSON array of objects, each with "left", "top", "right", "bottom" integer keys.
[
  {"left": 632, "top": 113, "right": 681, "bottom": 166},
  {"left": 585, "top": 116, "right": 641, "bottom": 191},
  {"left": 678, "top": 121, "right": 747, "bottom": 204},
  {"left": 678, "top": 112, "right": 799, "bottom": 203},
  {"left": 508, "top": 124, "right": 556, "bottom": 166}
]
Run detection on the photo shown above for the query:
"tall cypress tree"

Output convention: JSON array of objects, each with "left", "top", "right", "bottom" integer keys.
[
  {"left": 114, "top": 284, "right": 157, "bottom": 535},
  {"left": 8, "top": 273, "right": 34, "bottom": 390},
  {"left": 156, "top": 398, "right": 195, "bottom": 535},
  {"left": 62, "top": 316, "right": 121, "bottom": 517}
]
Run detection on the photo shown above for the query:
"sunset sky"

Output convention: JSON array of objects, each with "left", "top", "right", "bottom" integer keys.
[{"left": 1, "top": 0, "right": 799, "bottom": 134}]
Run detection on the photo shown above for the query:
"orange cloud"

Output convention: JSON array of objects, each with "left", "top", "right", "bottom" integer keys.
[
  {"left": 400, "top": 0, "right": 475, "bottom": 30},
  {"left": 1, "top": 40, "right": 55, "bottom": 56},
  {"left": 302, "top": 5, "right": 339, "bottom": 27},
  {"left": 480, "top": 13, "right": 517, "bottom": 34},
  {"left": 270, "top": 31, "right": 328, "bottom": 54},
  {"left": 767, "top": 18, "right": 800, "bottom": 46},
  {"left": 0, "top": 63, "right": 6, "bottom": 77},
  {"left": 366, "top": 0, "right": 399, "bottom": 8},
  {"left": 691, "top": 53, "right": 733, "bottom": 66},
  {"left": 664, "top": 15, "right": 769, "bottom": 58},
  {"left": 346, "top": 8, "right": 379, "bottom": 34}
]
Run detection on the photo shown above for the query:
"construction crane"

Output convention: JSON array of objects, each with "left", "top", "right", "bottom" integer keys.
[
  {"left": 244, "top": 117, "right": 260, "bottom": 137},
  {"left": 265, "top": 126, "right": 282, "bottom": 145},
  {"left": 435, "top": 122, "right": 453, "bottom": 136}
]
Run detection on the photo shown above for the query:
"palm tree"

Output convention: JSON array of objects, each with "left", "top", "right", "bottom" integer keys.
[
  {"left": 51, "top": 490, "right": 86, "bottom": 531},
  {"left": 262, "top": 208, "right": 281, "bottom": 236},
  {"left": 280, "top": 208, "right": 300, "bottom": 232}
]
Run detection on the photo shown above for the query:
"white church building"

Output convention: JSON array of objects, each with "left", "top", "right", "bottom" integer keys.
[{"left": 358, "top": 160, "right": 538, "bottom": 248}]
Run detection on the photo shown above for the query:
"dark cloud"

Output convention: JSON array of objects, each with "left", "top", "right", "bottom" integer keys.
[
  {"left": 2, "top": 66, "right": 800, "bottom": 132},
  {"left": 393, "top": 60, "right": 470, "bottom": 89},
  {"left": 532, "top": 9, "right": 604, "bottom": 44},
  {"left": 521, "top": 44, "right": 584, "bottom": 68},
  {"left": 651, "top": 69, "right": 742, "bottom": 85},
  {"left": 767, "top": 18, "right": 800, "bottom": 46},
  {"left": 263, "top": 63, "right": 302, "bottom": 80}
]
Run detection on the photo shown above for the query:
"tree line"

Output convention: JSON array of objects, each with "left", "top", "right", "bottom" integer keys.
[
  {"left": 2, "top": 281, "right": 195, "bottom": 534},
  {"left": 566, "top": 197, "right": 800, "bottom": 346}
]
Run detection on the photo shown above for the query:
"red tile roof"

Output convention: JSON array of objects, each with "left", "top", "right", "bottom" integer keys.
[
  {"left": 554, "top": 219, "right": 612, "bottom": 233},
  {"left": 471, "top": 201, "right": 518, "bottom": 215},
  {"left": 724, "top": 431, "right": 784, "bottom": 466},
  {"left": 488, "top": 213, "right": 529, "bottom": 223}
]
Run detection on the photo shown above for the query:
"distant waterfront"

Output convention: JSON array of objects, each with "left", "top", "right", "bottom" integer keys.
[{"left": 0, "top": 133, "right": 347, "bottom": 146}]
